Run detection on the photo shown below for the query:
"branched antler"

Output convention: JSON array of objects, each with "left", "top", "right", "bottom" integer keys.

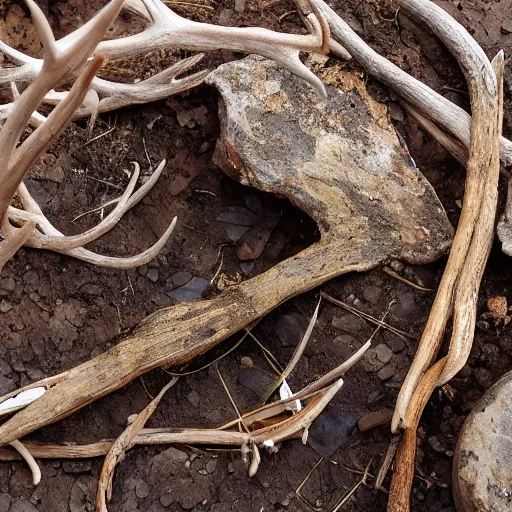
[
  {"left": 0, "top": 0, "right": 177, "bottom": 272},
  {"left": 1, "top": 0, "right": 330, "bottom": 112}
]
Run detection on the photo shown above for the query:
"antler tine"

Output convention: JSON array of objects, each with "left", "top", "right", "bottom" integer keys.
[
  {"left": 40, "top": 54, "right": 210, "bottom": 120},
  {"left": 97, "top": 0, "right": 327, "bottom": 95},
  {"left": 7, "top": 160, "right": 175, "bottom": 269},
  {"left": 0, "top": 0, "right": 126, "bottom": 223}
]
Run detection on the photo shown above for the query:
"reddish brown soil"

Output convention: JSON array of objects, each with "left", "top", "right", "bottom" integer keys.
[{"left": 1, "top": 0, "right": 512, "bottom": 511}]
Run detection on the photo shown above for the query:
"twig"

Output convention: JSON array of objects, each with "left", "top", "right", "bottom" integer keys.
[
  {"left": 382, "top": 267, "right": 434, "bottom": 292},
  {"left": 296, "top": 457, "right": 324, "bottom": 512},
  {"left": 321, "top": 292, "right": 416, "bottom": 341},
  {"left": 97, "top": 378, "right": 179, "bottom": 512},
  {"left": 259, "top": 298, "right": 321, "bottom": 404},
  {"left": 331, "top": 459, "right": 373, "bottom": 511}
]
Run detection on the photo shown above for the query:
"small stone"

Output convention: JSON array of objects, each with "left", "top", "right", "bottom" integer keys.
[
  {"left": 331, "top": 334, "right": 359, "bottom": 359},
  {"left": 0, "top": 301, "right": 13, "bottom": 314},
  {"left": 146, "top": 268, "right": 159, "bottom": 282},
  {"left": 390, "top": 260, "right": 404, "bottom": 273},
  {"left": 240, "top": 356, "right": 254, "bottom": 368},
  {"left": 80, "top": 283, "right": 103, "bottom": 296},
  {"left": 186, "top": 390, "right": 200, "bottom": 407},
  {"left": 501, "top": 20, "right": 512, "bottom": 34},
  {"left": 331, "top": 314, "right": 367, "bottom": 333},
  {"left": 9, "top": 499, "right": 39, "bottom": 512},
  {"left": 388, "top": 102, "right": 404, "bottom": 122},
  {"left": 160, "top": 493, "right": 174, "bottom": 507},
  {"left": 274, "top": 312, "right": 307, "bottom": 347},
  {"left": 0, "top": 494, "right": 11, "bottom": 512},
  {"left": 0, "top": 277, "right": 15, "bottom": 296},
  {"left": 383, "top": 331, "right": 406, "bottom": 353},
  {"left": 205, "top": 458, "right": 217, "bottom": 474},
  {"left": 362, "top": 348, "right": 385, "bottom": 372},
  {"left": 357, "top": 408, "right": 393, "bottom": 431},
  {"left": 135, "top": 479, "right": 150, "bottom": 499},
  {"left": 62, "top": 460, "right": 93, "bottom": 474},
  {"left": 454, "top": 370, "right": 512, "bottom": 511},
  {"left": 363, "top": 285, "right": 382, "bottom": 304},
  {"left": 240, "top": 262, "right": 255, "bottom": 276},
  {"left": 171, "top": 271, "right": 192, "bottom": 287},
  {"left": 238, "top": 367, "right": 274, "bottom": 397},
  {"left": 166, "top": 277, "right": 209, "bottom": 302},
  {"left": 473, "top": 367, "right": 493, "bottom": 389},
  {"left": 375, "top": 344, "right": 393, "bottom": 364},
  {"left": 367, "top": 390, "right": 384, "bottom": 405},
  {"left": 308, "top": 406, "right": 356, "bottom": 457},
  {"left": 377, "top": 363, "right": 395, "bottom": 381}
]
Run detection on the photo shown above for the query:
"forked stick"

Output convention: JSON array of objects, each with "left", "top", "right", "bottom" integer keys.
[{"left": 390, "top": 0, "right": 501, "bottom": 433}]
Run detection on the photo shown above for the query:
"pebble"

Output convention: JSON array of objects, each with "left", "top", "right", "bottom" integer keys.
[
  {"left": 205, "top": 458, "right": 218, "bottom": 474},
  {"left": 146, "top": 268, "right": 159, "bottom": 282},
  {"left": 307, "top": 406, "right": 356, "bottom": 457},
  {"left": 216, "top": 206, "right": 259, "bottom": 226},
  {"left": 362, "top": 348, "right": 385, "bottom": 372},
  {"left": 331, "top": 334, "right": 359, "bottom": 359},
  {"left": 62, "top": 460, "right": 93, "bottom": 474},
  {"left": 0, "top": 278, "right": 15, "bottom": 296},
  {"left": 362, "top": 285, "right": 382, "bottom": 304},
  {"left": 166, "top": 277, "right": 209, "bottom": 302},
  {"left": 274, "top": 312, "right": 307, "bottom": 347},
  {"left": 9, "top": 499, "right": 39, "bottom": 512},
  {"left": 170, "top": 271, "right": 192, "bottom": 288},
  {"left": 238, "top": 367, "right": 274, "bottom": 397},
  {"left": 240, "top": 262, "right": 255, "bottom": 276},
  {"left": 240, "top": 356, "right": 254, "bottom": 368},
  {"left": 376, "top": 363, "right": 395, "bottom": 381},
  {"left": 0, "top": 494, "right": 11, "bottom": 512},
  {"left": 357, "top": 408, "right": 393, "bottom": 431},
  {"left": 455, "top": 370, "right": 512, "bottom": 511},
  {"left": 331, "top": 314, "right": 367, "bottom": 333},
  {"left": 375, "top": 344, "right": 393, "bottom": 364},
  {"left": 135, "top": 479, "right": 150, "bottom": 499},
  {"left": 160, "top": 493, "right": 174, "bottom": 507},
  {"left": 80, "top": 283, "right": 103, "bottom": 296},
  {"left": 501, "top": 20, "right": 512, "bottom": 34},
  {"left": 473, "top": 367, "right": 493, "bottom": 388},
  {"left": 0, "top": 301, "right": 12, "bottom": 314},
  {"left": 383, "top": 331, "right": 406, "bottom": 353}
]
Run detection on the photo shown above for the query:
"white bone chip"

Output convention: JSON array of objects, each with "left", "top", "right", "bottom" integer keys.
[
  {"left": 0, "top": 387, "right": 46, "bottom": 415},
  {"left": 279, "top": 380, "right": 302, "bottom": 412}
]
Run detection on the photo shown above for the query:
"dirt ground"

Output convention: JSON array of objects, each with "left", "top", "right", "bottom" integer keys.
[{"left": 1, "top": 0, "right": 512, "bottom": 510}]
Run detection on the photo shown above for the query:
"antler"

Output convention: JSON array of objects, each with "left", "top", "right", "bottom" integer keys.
[
  {"left": 1, "top": 0, "right": 330, "bottom": 102},
  {"left": 0, "top": 0, "right": 177, "bottom": 273}
]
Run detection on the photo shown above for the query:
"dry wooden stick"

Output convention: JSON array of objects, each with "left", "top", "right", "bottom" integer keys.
[
  {"left": 97, "top": 378, "right": 178, "bottom": 511},
  {"left": 437, "top": 53, "right": 504, "bottom": 385},
  {"left": 387, "top": 358, "right": 446, "bottom": 512},
  {"left": 391, "top": 0, "right": 501, "bottom": 432}
]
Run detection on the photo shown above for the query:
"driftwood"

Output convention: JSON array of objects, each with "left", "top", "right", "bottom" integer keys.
[{"left": 0, "top": 56, "right": 452, "bottom": 446}]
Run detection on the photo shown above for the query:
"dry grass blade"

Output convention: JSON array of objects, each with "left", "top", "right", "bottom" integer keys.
[
  {"left": 97, "top": 378, "right": 178, "bottom": 512},
  {"left": 382, "top": 267, "right": 434, "bottom": 292},
  {"left": 259, "top": 298, "right": 321, "bottom": 404}
]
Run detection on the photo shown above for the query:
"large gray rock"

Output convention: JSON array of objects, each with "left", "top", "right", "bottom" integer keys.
[
  {"left": 454, "top": 370, "right": 512, "bottom": 512},
  {"left": 206, "top": 56, "right": 453, "bottom": 268}
]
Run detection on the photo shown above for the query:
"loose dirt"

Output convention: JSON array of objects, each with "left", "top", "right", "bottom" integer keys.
[{"left": 0, "top": 0, "right": 511, "bottom": 510}]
